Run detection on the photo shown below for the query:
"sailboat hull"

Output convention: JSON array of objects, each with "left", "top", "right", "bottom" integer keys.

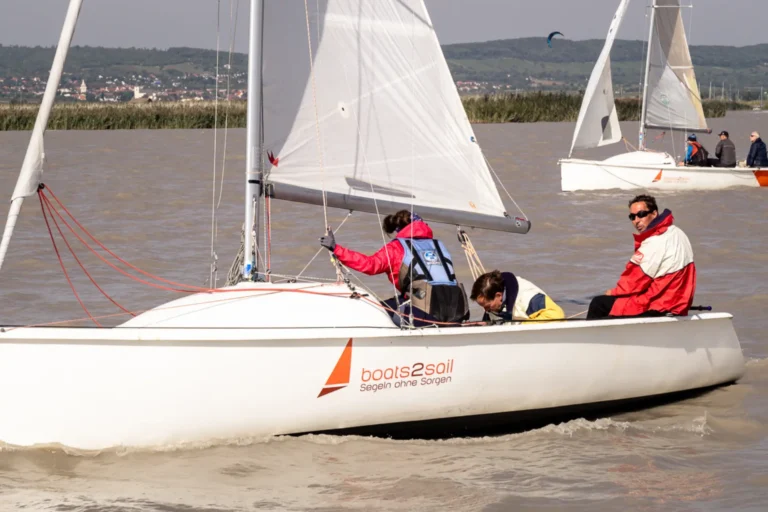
[
  {"left": 560, "top": 151, "right": 768, "bottom": 191},
  {"left": 0, "top": 299, "right": 744, "bottom": 450}
]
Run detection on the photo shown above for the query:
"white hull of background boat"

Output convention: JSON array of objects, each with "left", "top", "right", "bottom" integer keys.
[
  {"left": 560, "top": 151, "right": 768, "bottom": 191},
  {"left": 0, "top": 283, "right": 745, "bottom": 450}
]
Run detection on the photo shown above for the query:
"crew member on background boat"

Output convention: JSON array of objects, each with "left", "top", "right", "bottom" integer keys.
[
  {"left": 470, "top": 270, "right": 564, "bottom": 322},
  {"left": 680, "top": 133, "right": 709, "bottom": 167},
  {"left": 587, "top": 195, "right": 696, "bottom": 319},
  {"left": 319, "top": 210, "right": 468, "bottom": 327},
  {"left": 708, "top": 131, "right": 737, "bottom": 168},
  {"left": 746, "top": 131, "right": 768, "bottom": 168}
]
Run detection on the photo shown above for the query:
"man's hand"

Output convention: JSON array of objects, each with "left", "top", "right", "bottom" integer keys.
[
  {"left": 319, "top": 228, "right": 336, "bottom": 251},
  {"left": 605, "top": 289, "right": 613, "bottom": 296}
]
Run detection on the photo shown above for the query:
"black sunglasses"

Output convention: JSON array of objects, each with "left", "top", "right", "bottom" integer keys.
[{"left": 628, "top": 210, "right": 654, "bottom": 221}]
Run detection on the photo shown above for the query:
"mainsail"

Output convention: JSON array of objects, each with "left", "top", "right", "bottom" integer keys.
[
  {"left": 569, "top": 0, "right": 630, "bottom": 155},
  {"left": 260, "top": 1, "right": 528, "bottom": 234},
  {"left": 643, "top": 0, "right": 707, "bottom": 132}
]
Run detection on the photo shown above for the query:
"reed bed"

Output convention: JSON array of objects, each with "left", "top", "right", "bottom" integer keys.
[
  {"left": 0, "top": 101, "right": 247, "bottom": 131},
  {"left": 463, "top": 92, "right": 729, "bottom": 123},
  {"left": 0, "top": 94, "right": 734, "bottom": 130}
]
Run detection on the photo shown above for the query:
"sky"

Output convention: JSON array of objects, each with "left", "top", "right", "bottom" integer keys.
[{"left": 0, "top": 0, "right": 765, "bottom": 51}]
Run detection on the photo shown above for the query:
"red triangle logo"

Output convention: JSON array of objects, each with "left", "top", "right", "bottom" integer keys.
[
  {"left": 318, "top": 339, "right": 353, "bottom": 398},
  {"left": 653, "top": 170, "right": 663, "bottom": 182}
]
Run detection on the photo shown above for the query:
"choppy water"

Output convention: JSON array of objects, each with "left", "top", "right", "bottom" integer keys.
[{"left": 1, "top": 111, "right": 767, "bottom": 511}]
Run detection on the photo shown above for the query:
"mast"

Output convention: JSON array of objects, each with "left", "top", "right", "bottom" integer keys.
[
  {"left": 0, "top": 0, "right": 83, "bottom": 275},
  {"left": 638, "top": 0, "right": 658, "bottom": 150},
  {"left": 243, "top": 0, "right": 264, "bottom": 280}
]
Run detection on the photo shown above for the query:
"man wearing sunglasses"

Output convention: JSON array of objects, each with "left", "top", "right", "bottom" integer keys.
[{"left": 587, "top": 194, "right": 696, "bottom": 320}]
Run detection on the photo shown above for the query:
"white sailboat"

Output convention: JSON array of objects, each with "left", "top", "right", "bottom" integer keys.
[
  {"left": 0, "top": 0, "right": 744, "bottom": 450},
  {"left": 559, "top": 0, "right": 768, "bottom": 191}
]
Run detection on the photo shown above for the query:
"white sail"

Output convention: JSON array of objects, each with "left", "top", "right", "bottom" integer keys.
[
  {"left": 643, "top": 0, "right": 707, "bottom": 132},
  {"left": 260, "top": 1, "right": 527, "bottom": 233},
  {"left": 569, "top": 0, "right": 630, "bottom": 155},
  {"left": 0, "top": 0, "right": 83, "bottom": 274}
]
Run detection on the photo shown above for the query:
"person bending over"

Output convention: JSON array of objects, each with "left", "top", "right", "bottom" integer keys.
[{"left": 470, "top": 270, "right": 564, "bottom": 322}]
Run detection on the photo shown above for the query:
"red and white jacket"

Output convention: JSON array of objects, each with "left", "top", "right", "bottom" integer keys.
[{"left": 609, "top": 210, "right": 696, "bottom": 316}]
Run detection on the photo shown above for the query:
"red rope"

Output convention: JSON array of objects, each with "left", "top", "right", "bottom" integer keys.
[
  {"left": 40, "top": 190, "right": 201, "bottom": 294},
  {"left": 35, "top": 186, "right": 481, "bottom": 329},
  {"left": 40, "top": 194, "right": 135, "bottom": 317},
  {"left": 266, "top": 194, "right": 272, "bottom": 274},
  {"left": 38, "top": 191, "right": 101, "bottom": 327},
  {"left": 44, "top": 187, "right": 210, "bottom": 292}
]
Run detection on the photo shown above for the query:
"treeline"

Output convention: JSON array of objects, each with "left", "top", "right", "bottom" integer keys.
[{"left": 0, "top": 94, "right": 743, "bottom": 131}]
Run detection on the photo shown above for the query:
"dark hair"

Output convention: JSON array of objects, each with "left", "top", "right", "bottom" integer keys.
[
  {"left": 470, "top": 270, "right": 504, "bottom": 301},
  {"left": 382, "top": 210, "right": 412, "bottom": 234},
  {"left": 629, "top": 194, "right": 658, "bottom": 213}
]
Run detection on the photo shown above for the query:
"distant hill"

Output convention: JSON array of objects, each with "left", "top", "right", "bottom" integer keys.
[
  {"left": 0, "top": 45, "right": 246, "bottom": 79},
  {"left": 442, "top": 38, "right": 768, "bottom": 95},
  {"left": 2, "top": 39, "right": 767, "bottom": 95}
]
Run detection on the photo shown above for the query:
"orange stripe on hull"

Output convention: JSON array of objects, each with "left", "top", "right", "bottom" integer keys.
[{"left": 754, "top": 170, "right": 768, "bottom": 187}]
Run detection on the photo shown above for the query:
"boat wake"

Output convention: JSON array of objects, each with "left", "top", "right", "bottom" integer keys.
[{"left": 0, "top": 414, "right": 716, "bottom": 457}]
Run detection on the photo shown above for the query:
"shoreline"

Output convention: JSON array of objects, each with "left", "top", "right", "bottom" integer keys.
[{"left": 0, "top": 94, "right": 748, "bottom": 131}]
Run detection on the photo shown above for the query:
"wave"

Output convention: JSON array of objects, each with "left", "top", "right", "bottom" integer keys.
[{"left": 0, "top": 414, "right": 714, "bottom": 457}]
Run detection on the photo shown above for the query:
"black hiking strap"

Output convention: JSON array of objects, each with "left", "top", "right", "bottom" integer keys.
[
  {"left": 431, "top": 240, "right": 456, "bottom": 282},
  {"left": 404, "top": 240, "right": 434, "bottom": 282}
]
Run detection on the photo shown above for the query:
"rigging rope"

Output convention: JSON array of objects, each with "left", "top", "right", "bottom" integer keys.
[
  {"left": 483, "top": 154, "right": 529, "bottom": 220},
  {"left": 38, "top": 189, "right": 100, "bottom": 326},
  {"left": 302, "top": 0, "right": 329, "bottom": 230},
  {"left": 209, "top": 0, "right": 223, "bottom": 288},
  {"left": 40, "top": 193, "right": 134, "bottom": 317},
  {"left": 209, "top": 0, "right": 240, "bottom": 289},
  {"left": 457, "top": 229, "right": 486, "bottom": 281}
]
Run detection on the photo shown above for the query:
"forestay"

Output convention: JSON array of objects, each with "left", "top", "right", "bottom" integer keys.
[
  {"left": 261, "top": 1, "right": 528, "bottom": 234},
  {"left": 644, "top": 0, "right": 707, "bottom": 132},
  {"left": 569, "top": 0, "right": 630, "bottom": 155}
]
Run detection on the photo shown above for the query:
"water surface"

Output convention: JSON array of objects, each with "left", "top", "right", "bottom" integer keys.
[{"left": 0, "top": 111, "right": 766, "bottom": 511}]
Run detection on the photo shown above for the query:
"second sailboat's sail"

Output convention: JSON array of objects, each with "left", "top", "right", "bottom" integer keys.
[
  {"left": 261, "top": 0, "right": 528, "bottom": 234},
  {"left": 644, "top": 0, "right": 707, "bottom": 132},
  {"left": 569, "top": 0, "right": 630, "bottom": 154}
]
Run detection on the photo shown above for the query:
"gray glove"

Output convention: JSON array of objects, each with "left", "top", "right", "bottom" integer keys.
[{"left": 319, "top": 228, "right": 336, "bottom": 251}]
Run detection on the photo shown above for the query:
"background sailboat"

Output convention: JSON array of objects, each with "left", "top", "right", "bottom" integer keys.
[
  {"left": 559, "top": 0, "right": 768, "bottom": 191},
  {"left": 0, "top": 0, "right": 744, "bottom": 450}
]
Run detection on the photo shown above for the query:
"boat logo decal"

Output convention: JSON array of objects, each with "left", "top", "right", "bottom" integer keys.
[
  {"left": 360, "top": 359, "right": 455, "bottom": 394},
  {"left": 318, "top": 339, "right": 353, "bottom": 398},
  {"left": 422, "top": 251, "right": 439, "bottom": 264},
  {"left": 653, "top": 170, "right": 663, "bottom": 182}
]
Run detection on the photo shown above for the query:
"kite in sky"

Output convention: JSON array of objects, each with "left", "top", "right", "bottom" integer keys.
[{"left": 547, "top": 31, "right": 564, "bottom": 48}]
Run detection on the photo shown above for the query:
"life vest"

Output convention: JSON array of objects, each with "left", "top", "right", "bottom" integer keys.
[
  {"left": 687, "top": 141, "right": 709, "bottom": 166},
  {"left": 396, "top": 238, "right": 468, "bottom": 323}
]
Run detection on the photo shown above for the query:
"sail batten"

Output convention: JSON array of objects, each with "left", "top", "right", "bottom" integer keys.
[
  {"left": 569, "top": 0, "right": 630, "bottom": 154},
  {"left": 262, "top": 0, "right": 515, "bottom": 229}
]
